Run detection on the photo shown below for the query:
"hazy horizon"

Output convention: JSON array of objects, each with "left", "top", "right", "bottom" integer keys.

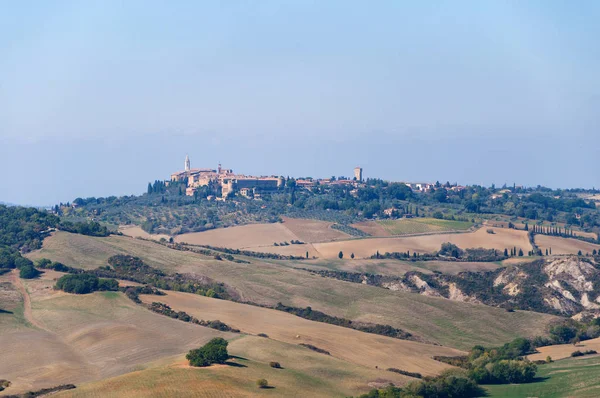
[{"left": 2, "top": 1, "right": 599, "bottom": 206}]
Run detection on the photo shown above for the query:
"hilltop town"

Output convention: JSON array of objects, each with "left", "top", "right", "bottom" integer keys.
[{"left": 169, "top": 155, "right": 449, "bottom": 200}]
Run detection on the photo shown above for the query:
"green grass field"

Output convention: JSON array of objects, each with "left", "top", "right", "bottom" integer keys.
[
  {"left": 486, "top": 355, "right": 600, "bottom": 398},
  {"left": 377, "top": 218, "right": 473, "bottom": 236},
  {"left": 28, "top": 232, "right": 557, "bottom": 350}
]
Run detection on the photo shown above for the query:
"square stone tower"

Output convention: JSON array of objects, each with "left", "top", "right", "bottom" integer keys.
[{"left": 354, "top": 166, "right": 363, "bottom": 181}]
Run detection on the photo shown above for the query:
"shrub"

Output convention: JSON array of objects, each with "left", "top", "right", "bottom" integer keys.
[
  {"left": 256, "top": 379, "right": 268, "bottom": 388},
  {"left": 469, "top": 360, "right": 537, "bottom": 384},
  {"left": 55, "top": 274, "right": 118, "bottom": 294},
  {"left": 439, "top": 242, "right": 463, "bottom": 258},
  {"left": 257, "top": 333, "right": 269, "bottom": 338},
  {"left": 0, "top": 380, "right": 10, "bottom": 392},
  {"left": 571, "top": 350, "right": 596, "bottom": 357},
  {"left": 299, "top": 343, "right": 330, "bottom": 355},
  {"left": 269, "top": 361, "right": 281, "bottom": 369},
  {"left": 19, "top": 264, "right": 41, "bottom": 279},
  {"left": 386, "top": 368, "right": 422, "bottom": 378},
  {"left": 186, "top": 338, "right": 229, "bottom": 367}
]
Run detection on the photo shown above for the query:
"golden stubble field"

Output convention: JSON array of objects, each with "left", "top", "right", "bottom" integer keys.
[
  {"left": 138, "top": 290, "right": 465, "bottom": 376},
  {"left": 535, "top": 235, "right": 600, "bottom": 255},
  {"left": 174, "top": 225, "right": 532, "bottom": 260},
  {"left": 27, "top": 231, "right": 558, "bottom": 350},
  {"left": 56, "top": 336, "right": 415, "bottom": 398},
  {"left": 0, "top": 271, "right": 231, "bottom": 395},
  {"left": 528, "top": 337, "right": 600, "bottom": 362},
  {"left": 312, "top": 227, "right": 532, "bottom": 259}
]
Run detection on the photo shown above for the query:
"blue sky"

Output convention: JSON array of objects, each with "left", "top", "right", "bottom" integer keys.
[{"left": 1, "top": 1, "right": 599, "bottom": 205}]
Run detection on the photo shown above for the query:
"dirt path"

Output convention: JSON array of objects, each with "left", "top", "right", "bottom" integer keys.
[{"left": 9, "top": 269, "right": 49, "bottom": 331}]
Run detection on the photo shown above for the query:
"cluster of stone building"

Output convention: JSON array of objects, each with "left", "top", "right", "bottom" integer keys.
[{"left": 170, "top": 155, "right": 365, "bottom": 199}]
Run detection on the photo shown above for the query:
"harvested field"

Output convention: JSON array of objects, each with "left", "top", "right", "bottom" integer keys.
[
  {"left": 312, "top": 227, "right": 531, "bottom": 259},
  {"left": 528, "top": 337, "right": 600, "bottom": 362},
  {"left": 0, "top": 271, "right": 231, "bottom": 395},
  {"left": 138, "top": 290, "right": 464, "bottom": 376},
  {"left": 57, "top": 336, "right": 413, "bottom": 398},
  {"left": 118, "top": 226, "right": 170, "bottom": 241},
  {"left": 28, "top": 232, "right": 557, "bottom": 350},
  {"left": 290, "top": 258, "right": 502, "bottom": 276},
  {"left": 175, "top": 222, "right": 300, "bottom": 248},
  {"left": 281, "top": 217, "right": 350, "bottom": 242},
  {"left": 535, "top": 235, "right": 600, "bottom": 255},
  {"left": 27, "top": 232, "right": 217, "bottom": 271}
]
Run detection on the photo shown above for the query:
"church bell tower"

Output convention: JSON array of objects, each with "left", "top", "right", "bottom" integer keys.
[{"left": 185, "top": 154, "right": 191, "bottom": 172}]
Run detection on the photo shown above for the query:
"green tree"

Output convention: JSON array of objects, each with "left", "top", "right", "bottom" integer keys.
[
  {"left": 186, "top": 338, "right": 229, "bottom": 367},
  {"left": 19, "top": 264, "right": 41, "bottom": 279},
  {"left": 338, "top": 251, "right": 344, "bottom": 259},
  {"left": 351, "top": 253, "right": 355, "bottom": 259}
]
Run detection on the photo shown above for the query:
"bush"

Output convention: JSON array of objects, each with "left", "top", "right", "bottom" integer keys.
[
  {"left": 571, "top": 350, "right": 597, "bottom": 357},
  {"left": 439, "top": 242, "right": 464, "bottom": 258},
  {"left": 386, "top": 368, "right": 422, "bottom": 378},
  {"left": 469, "top": 360, "right": 537, "bottom": 384},
  {"left": 19, "top": 264, "right": 41, "bottom": 279},
  {"left": 299, "top": 343, "right": 330, "bottom": 355},
  {"left": 55, "top": 274, "right": 118, "bottom": 294},
  {"left": 269, "top": 361, "right": 281, "bottom": 369},
  {"left": 0, "top": 379, "right": 10, "bottom": 392},
  {"left": 256, "top": 379, "right": 268, "bottom": 388},
  {"left": 186, "top": 338, "right": 229, "bottom": 367},
  {"left": 257, "top": 333, "right": 269, "bottom": 338}
]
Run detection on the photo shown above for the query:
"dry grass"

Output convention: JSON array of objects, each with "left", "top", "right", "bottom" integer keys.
[
  {"left": 118, "top": 226, "right": 170, "bottom": 241},
  {"left": 528, "top": 337, "right": 600, "bottom": 362},
  {"left": 175, "top": 223, "right": 300, "bottom": 249},
  {"left": 138, "top": 290, "right": 464, "bottom": 376},
  {"left": 290, "top": 258, "right": 502, "bottom": 276},
  {"left": 27, "top": 232, "right": 558, "bottom": 350},
  {"left": 281, "top": 217, "right": 350, "bottom": 242},
  {"left": 56, "top": 336, "right": 414, "bottom": 398},
  {"left": 312, "top": 227, "right": 531, "bottom": 259},
  {"left": 0, "top": 271, "right": 231, "bottom": 395},
  {"left": 535, "top": 235, "right": 600, "bottom": 255}
]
